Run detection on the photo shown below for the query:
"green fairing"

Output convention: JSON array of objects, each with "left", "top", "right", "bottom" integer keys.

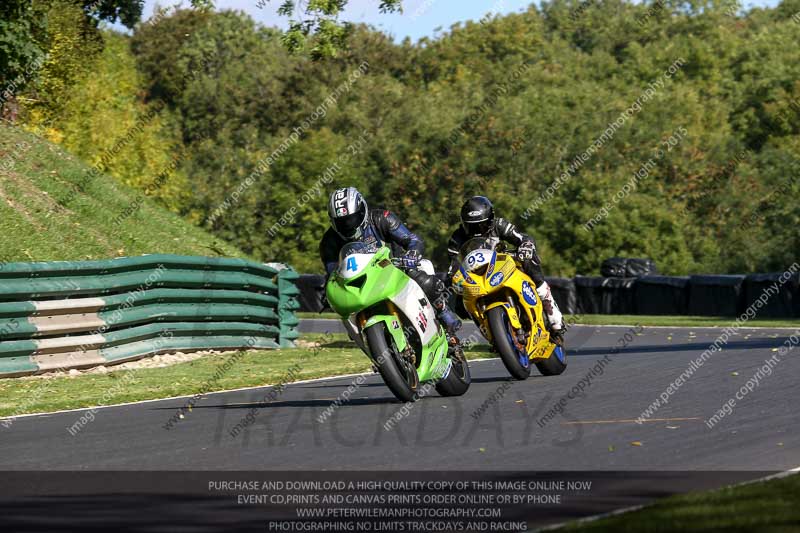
[
  {"left": 325, "top": 246, "right": 451, "bottom": 383},
  {"left": 326, "top": 248, "right": 406, "bottom": 316}
]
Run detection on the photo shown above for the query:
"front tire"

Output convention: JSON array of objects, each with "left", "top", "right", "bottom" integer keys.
[
  {"left": 365, "top": 322, "right": 419, "bottom": 402},
  {"left": 435, "top": 346, "right": 471, "bottom": 397},
  {"left": 487, "top": 307, "right": 531, "bottom": 380}
]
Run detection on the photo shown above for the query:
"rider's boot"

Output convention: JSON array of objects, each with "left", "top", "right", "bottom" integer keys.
[
  {"left": 435, "top": 302, "right": 465, "bottom": 361},
  {"left": 436, "top": 305, "right": 462, "bottom": 337},
  {"left": 536, "top": 281, "right": 564, "bottom": 342}
]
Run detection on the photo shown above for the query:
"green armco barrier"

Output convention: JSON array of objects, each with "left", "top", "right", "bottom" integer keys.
[
  {"left": 0, "top": 338, "right": 39, "bottom": 359},
  {"left": 0, "top": 254, "right": 285, "bottom": 278},
  {"left": 0, "top": 269, "right": 280, "bottom": 301},
  {"left": 0, "top": 356, "right": 38, "bottom": 376},
  {"left": 100, "top": 335, "right": 281, "bottom": 364},
  {"left": 0, "top": 301, "right": 37, "bottom": 318},
  {"left": 0, "top": 255, "right": 300, "bottom": 377},
  {"left": 0, "top": 320, "right": 282, "bottom": 358},
  {"left": 102, "top": 321, "right": 280, "bottom": 349},
  {"left": 0, "top": 303, "right": 282, "bottom": 340},
  {"left": 0, "top": 288, "right": 279, "bottom": 319},
  {"left": 278, "top": 310, "right": 300, "bottom": 327}
]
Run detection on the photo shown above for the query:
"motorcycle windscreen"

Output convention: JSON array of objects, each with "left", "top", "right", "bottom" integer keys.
[
  {"left": 338, "top": 241, "right": 378, "bottom": 280},
  {"left": 459, "top": 237, "right": 498, "bottom": 276}
]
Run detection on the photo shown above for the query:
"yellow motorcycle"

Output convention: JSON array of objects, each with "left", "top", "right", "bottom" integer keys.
[{"left": 451, "top": 238, "right": 566, "bottom": 380}]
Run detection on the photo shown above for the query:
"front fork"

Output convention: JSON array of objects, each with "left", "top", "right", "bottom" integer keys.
[
  {"left": 360, "top": 301, "right": 410, "bottom": 360},
  {"left": 485, "top": 298, "right": 527, "bottom": 352}
]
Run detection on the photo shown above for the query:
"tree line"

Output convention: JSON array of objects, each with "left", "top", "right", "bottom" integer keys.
[{"left": 2, "top": 0, "right": 799, "bottom": 275}]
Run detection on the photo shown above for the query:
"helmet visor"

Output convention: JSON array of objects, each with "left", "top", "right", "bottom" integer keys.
[
  {"left": 334, "top": 207, "right": 366, "bottom": 238},
  {"left": 463, "top": 219, "right": 492, "bottom": 236}
]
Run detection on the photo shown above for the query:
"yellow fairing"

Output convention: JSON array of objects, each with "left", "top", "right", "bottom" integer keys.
[{"left": 455, "top": 253, "right": 554, "bottom": 360}]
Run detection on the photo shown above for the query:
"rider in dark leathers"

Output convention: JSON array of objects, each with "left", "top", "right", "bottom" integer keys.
[
  {"left": 320, "top": 187, "right": 463, "bottom": 339},
  {"left": 447, "top": 196, "right": 564, "bottom": 337}
]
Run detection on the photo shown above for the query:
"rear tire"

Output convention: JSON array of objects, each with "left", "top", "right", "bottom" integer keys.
[
  {"left": 487, "top": 307, "right": 531, "bottom": 380},
  {"left": 365, "top": 322, "right": 419, "bottom": 402},
  {"left": 536, "top": 341, "right": 567, "bottom": 376},
  {"left": 435, "top": 346, "right": 471, "bottom": 397}
]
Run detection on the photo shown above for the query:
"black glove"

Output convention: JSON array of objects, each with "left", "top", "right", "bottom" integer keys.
[{"left": 517, "top": 241, "right": 536, "bottom": 261}]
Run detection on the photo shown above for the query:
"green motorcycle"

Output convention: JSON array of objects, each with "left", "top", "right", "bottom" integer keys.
[{"left": 326, "top": 242, "right": 471, "bottom": 402}]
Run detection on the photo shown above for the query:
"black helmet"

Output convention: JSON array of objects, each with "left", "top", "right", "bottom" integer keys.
[
  {"left": 460, "top": 196, "right": 495, "bottom": 236},
  {"left": 328, "top": 187, "right": 369, "bottom": 239}
]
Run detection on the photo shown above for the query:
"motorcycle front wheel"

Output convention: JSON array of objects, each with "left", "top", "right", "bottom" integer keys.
[
  {"left": 487, "top": 307, "right": 531, "bottom": 380},
  {"left": 365, "top": 322, "right": 419, "bottom": 402}
]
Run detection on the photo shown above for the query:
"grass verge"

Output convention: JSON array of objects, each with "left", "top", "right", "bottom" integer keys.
[
  {"left": 0, "top": 334, "right": 493, "bottom": 418},
  {"left": 562, "top": 472, "right": 800, "bottom": 532},
  {"left": 0, "top": 123, "right": 243, "bottom": 261},
  {"left": 298, "top": 312, "right": 800, "bottom": 329}
]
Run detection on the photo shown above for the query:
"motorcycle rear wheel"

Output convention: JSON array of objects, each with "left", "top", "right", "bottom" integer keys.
[
  {"left": 536, "top": 339, "right": 567, "bottom": 376},
  {"left": 435, "top": 345, "right": 471, "bottom": 397}
]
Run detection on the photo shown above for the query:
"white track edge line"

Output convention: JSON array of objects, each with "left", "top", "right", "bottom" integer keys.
[
  {"left": 534, "top": 466, "right": 800, "bottom": 532},
  {"left": 305, "top": 319, "right": 800, "bottom": 330},
  {"left": 0, "top": 358, "right": 502, "bottom": 421}
]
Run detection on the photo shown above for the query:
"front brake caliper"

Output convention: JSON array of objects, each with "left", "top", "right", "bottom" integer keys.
[{"left": 403, "top": 346, "right": 416, "bottom": 366}]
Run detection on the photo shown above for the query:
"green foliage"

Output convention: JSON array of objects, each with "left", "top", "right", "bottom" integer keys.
[
  {"left": 80, "top": 0, "right": 145, "bottom": 28},
  {"left": 0, "top": 123, "right": 242, "bottom": 262},
  {"left": 268, "top": 0, "right": 403, "bottom": 58},
  {"left": 10, "top": 0, "right": 798, "bottom": 277},
  {"left": 129, "top": 7, "right": 212, "bottom": 103},
  {"left": 1, "top": 0, "right": 146, "bottom": 118},
  {"left": 43, "top": 31, "right": 188, "bottom": 211},
  {"left": 122, "top": 2, "right": 800, "bottom": 275},
  {"left": 23, "top": 0, "right": 103, "bottom": 126},
  {"left": 0, "top": 1, "right": 47, "bottom": 95}
]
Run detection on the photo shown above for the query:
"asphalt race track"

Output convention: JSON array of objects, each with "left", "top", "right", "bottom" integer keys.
[{"left": 1, "top": 321, "right": 798, "bottom": 531}]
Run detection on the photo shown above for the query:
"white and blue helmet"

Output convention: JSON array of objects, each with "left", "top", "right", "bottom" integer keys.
[{"left": 328, "top": 187, "right": 368, "bottom": 239}]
